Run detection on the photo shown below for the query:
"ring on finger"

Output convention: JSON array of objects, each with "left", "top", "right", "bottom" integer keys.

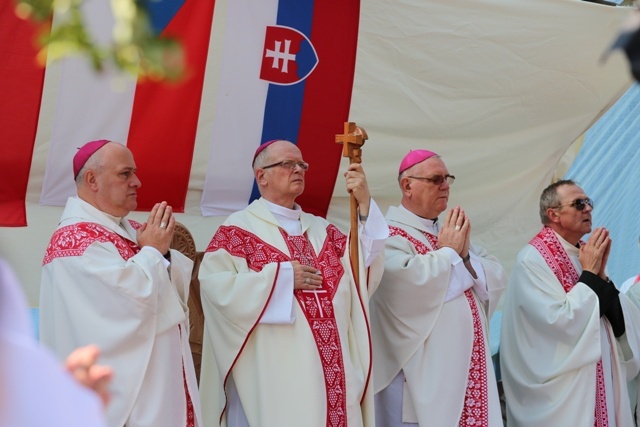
[
  {"left": 454, "top": 225, "right": 461, "bottom": 231},
  {"left": 160, "top": 222, "right": 167, "bottom": 229},
  {"left": 305, "top": 278, "right": 310, "bottom": 284}
]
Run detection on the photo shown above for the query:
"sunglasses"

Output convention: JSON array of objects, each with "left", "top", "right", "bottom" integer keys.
[{"left": 553, "top": 197, "right": 593, "bottom": 211}]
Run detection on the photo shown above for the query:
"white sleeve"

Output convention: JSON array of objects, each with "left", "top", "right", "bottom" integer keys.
[
  {"left": 469, "top": 254, "right": 489, "bottom": 302},
  {"left": 140, "top": 246, "right": 170, "bottom": 268},
  {"left": 358, "top": 198, "right": 389, "bottom": 268},
  {"left": 259, "top": 262, "right": 296, "bottom": 324},
  {"left": 440, "top": 247, "right": 487, "bottom": 303}
]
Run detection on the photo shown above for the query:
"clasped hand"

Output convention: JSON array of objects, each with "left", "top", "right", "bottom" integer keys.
[
  {"left": 438, "top": 206, "right": 471, "bottom": 258},
  {"left": 137, "top": 201, "right": 174, "bottom": 254},
  {"left": 579, "top": 227, "right": 611, "bottom": 279}
]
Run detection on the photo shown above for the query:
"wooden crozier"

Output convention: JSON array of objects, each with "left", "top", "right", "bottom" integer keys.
[{"left": 335, "top": 122, "right": 368, "bottom": 285}]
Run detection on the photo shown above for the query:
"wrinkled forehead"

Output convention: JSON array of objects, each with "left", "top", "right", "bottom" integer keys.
[
  {"left": 267, "top": 140, "right": 303, "bottom": 160},
  {"left": 102, "top": 144, "right": 136, "bottom": 169}
]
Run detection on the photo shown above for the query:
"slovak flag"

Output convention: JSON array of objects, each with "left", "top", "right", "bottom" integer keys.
[
  {"left": 0, "top": 0, "right": 361, "bottom": 226},
  {"left": 260, "top": 25, "right": 319, "bottom": 85},
  {"left": 200, "top": 0, "right": 360, "bottom": 218}
]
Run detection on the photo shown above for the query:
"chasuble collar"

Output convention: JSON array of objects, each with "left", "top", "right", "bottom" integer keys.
[
  {"left": 64, "top": 197, "right": 134, "bottom": 241},
  {"left": 397, "top": 205, "right": 439, "bottom": 234},
  {"left": 549, "top": 228, "right": 580, "bottom": 256},
  {"left": 263, "top": 198, "right": 302, "bottom": 220},
  {"left": 260, "top": 198, "right": 305, "bottom": 236}
]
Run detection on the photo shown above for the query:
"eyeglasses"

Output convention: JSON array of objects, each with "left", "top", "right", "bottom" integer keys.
[
  {"left": 553, "top": 197, "right": 593, "bottom": 211},
  {"left": 406, "top": 174, "right": 455, "bottom": 186},
  {"left": 262, "top": 160, "right": 309, "bottom": 171}
]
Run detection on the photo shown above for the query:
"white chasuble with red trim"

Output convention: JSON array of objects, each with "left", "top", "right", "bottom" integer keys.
[
  {"left": 39, "top": 197, "right": 199, "bottom": 427},
  {"left": 388, "top": 226, "right": 490, "bottom": 426},
  {"left": 200, "top": 201, "right": 378, "bottom": 427},
  {"left": 529, "top": 226, "right": 608, "bottom": 427}
]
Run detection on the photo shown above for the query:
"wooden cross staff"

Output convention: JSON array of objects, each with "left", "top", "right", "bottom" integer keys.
[{"left": 335, "top": 121, "right": 368, "bottom": 285}]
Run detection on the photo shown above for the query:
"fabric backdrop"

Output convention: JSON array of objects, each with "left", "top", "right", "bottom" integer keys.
[
  {"left": 0, "top": 0, "right": 634, "bottom": 305},
  {"left": 566, "top": 83, "right": 640, "bottom": 285}
]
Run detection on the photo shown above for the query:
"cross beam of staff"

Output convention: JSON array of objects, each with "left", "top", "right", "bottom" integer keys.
[{"left": 335, "top": 121, "right": 368, "bottom": 285}]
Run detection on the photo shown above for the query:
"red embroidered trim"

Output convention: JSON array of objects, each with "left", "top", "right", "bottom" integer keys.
[
  {"left": 458, "top": 289, "right": 489, "bottom": 427},
  {"left": 207, "top": 224, "right": 348, "bottom": 427},
  {"left": 285, "top": 232, "right": 347, "bottom": 426},
  {"left": 205, "top": 225, "right": 288, "bottom": 271},
  {"left": 389, "top": 225, "right": 490, "bottom": 426},
  {"left": 43, "top": 222, "right": 139, "bottom": 265},
  {"left": 529, "top": 226, "right": 608, "bottom": 427},
  {"left": 529, "top": 227, "right": 580, "bottom": 293},
  {"left": 128, "top": 219, "right": 142, "bottom": 230}
]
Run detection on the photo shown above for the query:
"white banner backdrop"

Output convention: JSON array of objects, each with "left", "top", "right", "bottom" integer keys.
[{"left": 0, "top": 0, "right": 633, "bottom": 305}]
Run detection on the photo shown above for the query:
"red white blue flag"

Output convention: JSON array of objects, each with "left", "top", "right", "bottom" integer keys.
[
  {"left": 200, "top": 0, "right": 360, "bottom": 217},
  {"left": 38, "top": 0, "right": 215, "bottom": 215},
  {"left": 0, "top": 3, "right": 46, "bottom": 227},
  {"left": 0, "top": 0, "right": 359, "bottom": 226}
]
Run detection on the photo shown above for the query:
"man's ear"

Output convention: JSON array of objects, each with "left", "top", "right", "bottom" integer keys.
[
  {"left": 255, "top": 169, "right": 267, "bottom": 186},
  {"left": 546, "top": 208, "right": 560, "bottom": 223},
  {"left": 85, "top": 170, "right": 99, "bottom": 190},
  {"left": 400, "top": 176, "right": 412, "bottom": 195}
]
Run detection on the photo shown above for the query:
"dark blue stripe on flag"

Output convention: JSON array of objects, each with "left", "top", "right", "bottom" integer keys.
[
  {"left": 250, "top": 0, "right": 315, "bottom": 202},
  {"left": 141, "top": 0, "right": 185, "bottom": 34}
]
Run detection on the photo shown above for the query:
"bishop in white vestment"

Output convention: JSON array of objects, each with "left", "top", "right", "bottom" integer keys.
[
  {"left": 198, "top": 140, "right": 387, "bottom": 427},
  {"left": 370, "top": 150, "right": 507, "bottom": 426},
  {"left": 39, "top": 141, "right": 201, "bottom": 427}
]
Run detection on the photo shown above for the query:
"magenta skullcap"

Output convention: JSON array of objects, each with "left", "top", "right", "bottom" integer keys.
[
  {"left": 73, "top": 139, "right": 110, "bottom": 179},
  {"left": 398, "top": 149, "right": 438, "bottom": 174},
  {"left": 252, "top": 139, "right": 281, "bottom": 166}
]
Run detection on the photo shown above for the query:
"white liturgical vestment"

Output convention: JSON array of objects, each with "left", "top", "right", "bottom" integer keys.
[
  {"left": 40, "top": 197, "right": 201, "bottom": 427},
  {"left": 198, "top": 197, "right": 387, "bottom": 427},
  {"left": 371, "top": 205, "right": 507, "bottom": 426}
]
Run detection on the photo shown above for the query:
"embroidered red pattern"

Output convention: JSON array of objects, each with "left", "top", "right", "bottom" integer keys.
[
  {"left": 44, "top": 220, "right": 194, "bottom": 425},
  {"left": 459, "top": 288, "right": 490, "bottom": 427},
  {"left": 205, "top": 226, "right": 287, "bottom": 271},
  {"left": 389, "top": 226, "right": 490, "bottom": 426},
  {"left": 43, "top": 222, "right": 140, "bottom": 264},
  {"left": 207, "top": 224, "right": 348, "bottom": 427},
  {"left": 530, "top": 226, "right": 608, "bottom": 427}
]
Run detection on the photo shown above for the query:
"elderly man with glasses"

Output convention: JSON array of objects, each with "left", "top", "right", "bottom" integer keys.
[
  {"left": 370, "top": 149, "right": 507, "bottom": 426},
  {"left": 198, "top": 139, "right": 388, "bottom": 427},
  {"left": 500, "top": 179, "right": 640, "bottom": 426}
]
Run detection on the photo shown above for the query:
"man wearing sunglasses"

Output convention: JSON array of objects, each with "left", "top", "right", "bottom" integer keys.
[
  {"left": 500, "top": 179, "right": 640, "bottom": 426},
  {"left": 198, "top": 139, "right": 388, "bottom": 427},
  {"left": 370, "top": 149, "right": 507, "bottom": 426}
]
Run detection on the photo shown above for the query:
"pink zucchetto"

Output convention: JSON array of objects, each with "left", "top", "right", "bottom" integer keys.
[
  {"left": 252, "top": 139, "right": 280, "bottom": 166},
  {"left": 73, "top": 139, "right": 110, "bottom": 179},
  {"left": 398, "top": 149, "right": 438, "bottom": 174}
]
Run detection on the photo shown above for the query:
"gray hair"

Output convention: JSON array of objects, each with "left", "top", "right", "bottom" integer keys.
[
  {"left": 252, "top": 146, "right": 272, "bottom": 171},
  {"left": 75, "top": 150, "right": 105, "bottom": 184},
  {"left": 539, "top": 179, "right": 576, "bottom": 224}
]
